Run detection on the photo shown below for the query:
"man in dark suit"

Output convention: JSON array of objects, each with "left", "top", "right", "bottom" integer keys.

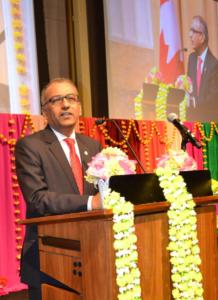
[
  {"left": 187, "top": 15, "right": 218, "bottom": 122},
  {"left": 15, "top": 78, "right": 103, "bottom": 300}
]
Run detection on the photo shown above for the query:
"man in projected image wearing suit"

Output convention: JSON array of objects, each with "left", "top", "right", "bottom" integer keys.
[{"left": 187, "top": 15, "right": 218, "bottom": 122}]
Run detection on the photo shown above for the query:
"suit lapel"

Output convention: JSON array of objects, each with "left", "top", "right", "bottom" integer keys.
[
  {"left": 76, "top": 135, "right": 92, "bottom": 167},
  {"left": 76, "top": 134, "right": 95, "bottom": 193},
  {"left": 199, "top": 51, "right": 211, "bottom": 100}
]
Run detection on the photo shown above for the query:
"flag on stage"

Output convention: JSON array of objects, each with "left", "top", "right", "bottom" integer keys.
[{"left": 159, "top": 0, "right": 184, "bottom": 83}]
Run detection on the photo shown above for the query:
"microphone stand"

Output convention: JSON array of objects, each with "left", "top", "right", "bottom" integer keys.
[
  {"left": 110, "top": 119, "right": 146, "bottom": 173},
  {"left": 181, "top": 134, "right": 189, "bottom": 151}
]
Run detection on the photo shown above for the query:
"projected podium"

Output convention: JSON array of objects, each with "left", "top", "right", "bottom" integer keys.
[
  {"left": 142, "top": 82, "right": 185, "bottom": 120},
  {"left": 21, "top": 195, "right": 218, "bottom": 300}
]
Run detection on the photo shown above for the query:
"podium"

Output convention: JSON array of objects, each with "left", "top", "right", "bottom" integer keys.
[
  {"left": 21, "top": 195, "right": 218, "bottom": 300},
  {"left": 142, "top": 82, "right": 185, "bottom": 119}
]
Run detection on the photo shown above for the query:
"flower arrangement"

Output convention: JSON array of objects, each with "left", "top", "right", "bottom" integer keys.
[
  {"left": 85, "top": 147, "right": 141, "bottom": 299},
  {"left": 156, "top": 149, "right": 197, "bottom": 171},
  {"left": 85, "top": 146, "right": 136, "bottom": 185},
  {"left": 144, "top": 67, "right": 163, "bottom": 85},
  {"left": 175, "top": 75, "right": 193, "bottom": 94},
  {"left": 175, "top": 75, "right": 193, "bottom": 121},
  {"left": 156, "top": 150, "right": 204, "bottom": 299}
]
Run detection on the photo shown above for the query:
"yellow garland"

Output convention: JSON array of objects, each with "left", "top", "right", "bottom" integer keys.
[
  {"left": 10, "top": 0, "right": 31, "bottom": 113},
  {"left": 134, "top": 89, "right": 143, "bottom": 120},
  {"left": 156, "top": 153, "right": 204, "bottom": 299},
  {"left": 179, "top": 94, "right": 188, "bottom": 121},
  {"left": 103, "top": 190, "right": 142, "bottom": 300},
  {"left": 155, "top": 83, "right": 170, "bottom": 120},
  {"left": 175, "top": 75, "right": 193, "bottom": 121}
]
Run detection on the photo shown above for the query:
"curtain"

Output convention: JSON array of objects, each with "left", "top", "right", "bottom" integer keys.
[{"left": 0, "top": 114, "right": 28, "bottom": 295}]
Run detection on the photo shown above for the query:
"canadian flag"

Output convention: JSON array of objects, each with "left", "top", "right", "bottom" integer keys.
[{"left": 159, "top": 0, "right": 184, "bottom": 83}]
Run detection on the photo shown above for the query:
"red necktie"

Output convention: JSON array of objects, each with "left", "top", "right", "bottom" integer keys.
[
  {"left": 65, "top": 138, "right": 83, "bottom": 195},
  {"left": 196, "top": 57, "right": 202, "bottom": 96}
]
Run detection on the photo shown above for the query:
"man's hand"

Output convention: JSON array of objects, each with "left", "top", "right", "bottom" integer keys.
[{"left": 91, "top": 193, "right": 103, "bottom": 210}]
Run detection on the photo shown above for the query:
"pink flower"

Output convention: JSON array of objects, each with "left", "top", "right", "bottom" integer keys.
[
  {"left": 119, "top": 159, "right": 136, "bottom": 174},
  {"left": 85, "top": 147, "right": 137, "bottom": 183},
  {"left": 157, "top": 150, "right": 197, "bottom": 171}
]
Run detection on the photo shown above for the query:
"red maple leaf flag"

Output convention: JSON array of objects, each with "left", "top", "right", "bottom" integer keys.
[{"left": 159, "top": 0, "right": 184, "bottom": 83}]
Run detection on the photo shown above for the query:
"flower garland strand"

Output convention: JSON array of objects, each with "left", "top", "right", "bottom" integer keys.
[
  {"left": 104, "top": 191, "right": 142, "bottom": 300},
  {"left": 156, "top": 151, "right": 204, "bottom": 299},
  {"left": 134, "top": 89, "right": 143, "bottom": 120},
  {"left": 10, "top": 0, "right": 31, "bottom": 113},
  {"left": 155, "top": 83, "right": 170, "bottom": 120}
]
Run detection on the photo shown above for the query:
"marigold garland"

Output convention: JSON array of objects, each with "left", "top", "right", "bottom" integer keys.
[
  {"left": 156, "top": 152, "right": 204, "bottom": 300},
  {"left": 10, "top": 0, "right": 31, "bottom": 113},
  {"left": 0, "top": 277, "right": 8, "bottom": 290}
]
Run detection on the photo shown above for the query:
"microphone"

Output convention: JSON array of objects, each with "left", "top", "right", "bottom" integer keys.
[
  {"left": 179, "top": 47, "right": 188, "bottom": 52},
  {"left": 167, "top": 113, "right": 201, "bottom": 149},
  {"left": 95, "top": 119, "right": 106, "bottom": 126},
  {"left": 95, "top": 118, "right": 146, "bottom": 173},
  {"left": 178, "top": 48, "right": 187, "bottom": 62}
]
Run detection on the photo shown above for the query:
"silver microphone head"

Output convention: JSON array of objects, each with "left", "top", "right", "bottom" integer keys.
[{"left": 167, "top": 113, "right": 178, "bottom": 123}]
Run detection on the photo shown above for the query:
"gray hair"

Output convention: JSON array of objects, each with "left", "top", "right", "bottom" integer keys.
[
  {"left": 192, "top": 15, "right": 209, "bottom": 44},
  {"left": 41, "top": 78, "right": 76, "bottom": 106}
]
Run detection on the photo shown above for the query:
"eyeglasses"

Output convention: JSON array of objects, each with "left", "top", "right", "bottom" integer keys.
[
  {"left": 189, "top": 28, "right": 203, "bottom": 35},
  {"left": 42, "top": 94, "right": 80, "bottom": 107}
]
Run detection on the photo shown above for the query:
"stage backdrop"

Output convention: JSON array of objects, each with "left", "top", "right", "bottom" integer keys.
[{"left": 0, "top": 113, "right": 218, "bottom": 295}]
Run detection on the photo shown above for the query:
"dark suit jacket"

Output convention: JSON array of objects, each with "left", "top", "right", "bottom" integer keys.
[
  {"left": 15, "top": 126, "right": 102, "bottom": 287},
  {"left": 187, "top": 49, "right": 218, "bottom": 122}
]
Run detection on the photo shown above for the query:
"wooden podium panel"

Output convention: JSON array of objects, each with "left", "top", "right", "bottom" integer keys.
[
  {"left": 41, "top": 284, "right": 81, "bottom": 300},
  {"left": 22, "top": 196, "right": 218, "bottom": 300},
  {"left": 135, "top": 212, "right": 171, "bottom": 299},
  {"left": 38, "top": 216, "right": 117, "bottom": 299},
  {"left": 196, "top": 206, "right": 218, "bottom": 299}
]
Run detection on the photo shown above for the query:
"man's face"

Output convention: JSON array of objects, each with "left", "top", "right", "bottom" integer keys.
[
  {"left": 42, "top": 81, "right": 81, "bottom": 136},
  {"left": 189, "top": 19, "right": 205, "bottom": 51}
]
